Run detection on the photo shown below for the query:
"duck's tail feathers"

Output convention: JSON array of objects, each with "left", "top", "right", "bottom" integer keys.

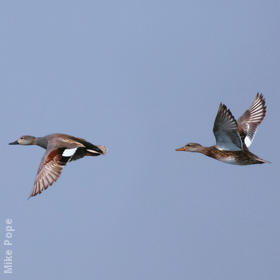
[
  {"left": 86, "top": 145, "right": 107, "bottom": 156},
  {"left": 258, "top": 158, "right": 271, "bottom": 164},
  {"left": 97, "top": 145, "right": 107, "bottom": 155}
]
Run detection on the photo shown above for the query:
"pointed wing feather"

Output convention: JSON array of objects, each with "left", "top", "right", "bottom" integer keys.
[
  {"left": 213, "top": 103, "right": 243, "bottom": 151},
  {"left": 237, "top": 93, "right": 266, "bottom": 147}
]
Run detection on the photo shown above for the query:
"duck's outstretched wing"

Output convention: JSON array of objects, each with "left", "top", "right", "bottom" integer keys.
[
  {"left": 237, "top": 93, "right": 266, "bottom": 147},
  {"left": 213, "top": 103, "right": 243, "bottom": 151},
  {"left": 29, "top": 148, "right": 70, "bottom": 198},
  {"left": 29, "top": 144, "right": 106, "bottom": 197}
]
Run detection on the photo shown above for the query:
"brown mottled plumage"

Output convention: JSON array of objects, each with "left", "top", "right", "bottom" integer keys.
[{"left": 176, "top": 94, "right": 270, "bottom": 165}]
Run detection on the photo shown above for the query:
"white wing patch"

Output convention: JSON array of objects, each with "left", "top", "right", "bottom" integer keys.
[
  {"left": 237, "top": 93, "right": 266, "bottom": 147},
  {"left": 244, "top": 136, "right": 253, "bottom": 148},
  {"left": 62, "top": 148, "right": 78, "bottom": 157}
]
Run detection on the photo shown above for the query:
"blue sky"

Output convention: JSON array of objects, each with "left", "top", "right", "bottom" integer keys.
[{"left": 1, "top": 1, "right": 279, "bottom": 279}]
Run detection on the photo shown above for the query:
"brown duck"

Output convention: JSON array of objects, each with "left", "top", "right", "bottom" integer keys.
[
  {"left": 176, "top": 93, "right": 270, "bottom": 165},
  {"left": 9, "top": 133, "right": 106, "bottom": 197}
]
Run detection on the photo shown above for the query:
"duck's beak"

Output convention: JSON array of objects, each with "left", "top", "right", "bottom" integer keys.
[
  {"left": 9, "top": 140, "right": 19, "bottom": 145},
  {"left": 176, "top": 147, "right": 185, "bottom": 151}
]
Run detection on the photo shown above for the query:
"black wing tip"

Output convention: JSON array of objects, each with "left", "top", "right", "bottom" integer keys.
[
  {"left": 218, "top": 103, "right": 236, "bottom": 121},
  {"left": 256, "top": 92, "right": 266, "bottom": 106},
  {"left": 255, "top": 92, "right": 267, "bottom": 117},
  {"left": 27, "top": 192, "right": 38, "bottom": 199},
  {"left": 28, "top": 190, "right": 41, "bottom": 199},
  {"left": 218, "top": 103, "right": 228, "bottom": 114}
]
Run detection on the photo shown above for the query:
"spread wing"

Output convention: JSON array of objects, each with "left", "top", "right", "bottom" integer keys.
[
  {"left": 237, "top": 93, "right": 266, "bottom": 147},
  {"left": 29, "top": 143, "right": 105, "bottom": 198},
  {"left": 213, "top": 103, "right": 243, "bottom": 151},
  {"left": 29, "top": 148, "right": 70, "bottom": 198}
]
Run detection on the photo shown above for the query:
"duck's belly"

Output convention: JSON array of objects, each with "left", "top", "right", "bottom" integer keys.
[
  {"left": 207, "top": 147, "right": 261, "bottom": 165},
  {"left": 218, "top": 156, "right": 241, "bottom": 165}
]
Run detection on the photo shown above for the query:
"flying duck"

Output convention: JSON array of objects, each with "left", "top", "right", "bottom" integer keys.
[
  {"left": 9, "top": 133, "right": 106, "bottom": 197},
  {"left": 176, "top": 93, "right": 270, "bottom": 165}
]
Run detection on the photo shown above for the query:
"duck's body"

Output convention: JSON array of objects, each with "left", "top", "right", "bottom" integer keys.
[
  {"left": 176, "top": 93, "right": 270, "bottom": 165},
  {"left": 9, "top": 133, "right": 106, "bottom": 197},
  {"left": 184, "top": 145, "right": 268, "bottom": 165}
]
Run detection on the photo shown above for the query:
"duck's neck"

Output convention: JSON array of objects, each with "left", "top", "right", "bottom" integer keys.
[
  {"left": 192, "top": 145, "right": 208, "bottom": 154},
  {"left": 35, "top": 137, "right": 48, "bottom": 149},
  {"left": 195, "top": 145, "right": 215, "bottom": 156}
]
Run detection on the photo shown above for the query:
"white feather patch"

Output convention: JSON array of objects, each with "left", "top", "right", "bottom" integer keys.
[
  {"left": 244, "top": 136, "right": 253, "bottom": 148},
  {"left": 62, "top": 148, "right": 77, "bottom": 157}
]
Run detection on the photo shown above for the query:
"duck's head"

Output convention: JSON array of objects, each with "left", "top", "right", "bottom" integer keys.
[
  {"left": 9, "top": 135, "right": 36, "bottom": 145},
  {"left": 176, "top": 143, "right": 202, "bottom": 152}
]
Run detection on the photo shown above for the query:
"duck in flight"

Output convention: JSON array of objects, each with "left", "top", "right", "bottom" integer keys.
[
  {"left": 176, "top": 93, "right": 270, "bottom": 165},
  {"left": 9, "top": 133, "right": 106, "bottom": 197}
]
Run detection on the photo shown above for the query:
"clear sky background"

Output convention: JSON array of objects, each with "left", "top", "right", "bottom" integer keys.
[{"left": 0, "top": 1, "right": 279, "bottom": 279}]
